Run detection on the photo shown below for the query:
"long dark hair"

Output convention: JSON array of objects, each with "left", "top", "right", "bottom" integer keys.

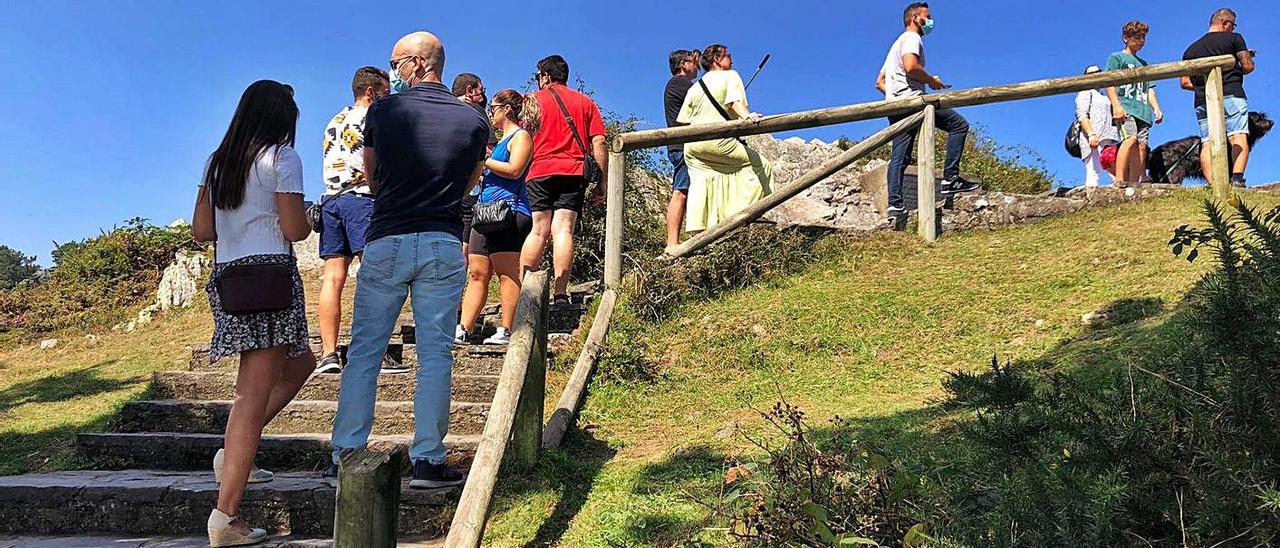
[{"left": 204, "top": 80, "right": 298, "bottom": 210}]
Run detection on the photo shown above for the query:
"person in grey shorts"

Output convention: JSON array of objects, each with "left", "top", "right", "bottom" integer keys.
[{"left": 1106, "top": 20, "right": 1164, "bottom": 185}]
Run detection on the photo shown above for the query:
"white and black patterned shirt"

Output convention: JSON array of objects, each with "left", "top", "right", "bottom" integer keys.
[{"left": 322, "top": 106, "right": 371, "bottom": 195}]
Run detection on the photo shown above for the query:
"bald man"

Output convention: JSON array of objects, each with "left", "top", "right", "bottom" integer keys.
[
  {"left": 331, "top": 31, "right": 490, "bottom": 489},
  {"left": 1182, "top": 8, "right": 1256, "bottom": 187}
]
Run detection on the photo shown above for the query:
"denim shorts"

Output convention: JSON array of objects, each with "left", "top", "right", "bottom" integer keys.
[
  {"left": 319, "top": 193, "right": 374, "bottom": 259},
  {"left": 1196, "top": 96, "right": 1249, "bottom": 141},
  {"left": 668, "top": 148, "right": 690, "bottom": 192}
]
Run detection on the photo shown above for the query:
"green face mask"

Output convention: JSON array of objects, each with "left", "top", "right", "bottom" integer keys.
[{"left": 921, "top": 17, "right": 935, "bottom": 36}]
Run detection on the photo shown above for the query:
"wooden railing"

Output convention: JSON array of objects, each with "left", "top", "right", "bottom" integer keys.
[
  {"left": 445, "top": 269, "right": 549, "bottom": 548},
  {"left": 438, "top": 52, "right": 1244, "bottom": 546}
]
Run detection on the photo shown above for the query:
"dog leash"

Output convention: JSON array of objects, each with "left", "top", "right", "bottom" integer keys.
[{"left": 1160, "top": 140, "right": 1202, "bottom": 183}]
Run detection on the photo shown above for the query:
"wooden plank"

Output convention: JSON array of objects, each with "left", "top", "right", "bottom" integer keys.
[
  {"left": 333, "top": 447, "right": 404, "bottom": 548},
  {"left": 916, "top": 105, "right": 937, "bottom": 242},
  {"left": 604, "top": 151, "right": 625, "bottom": 289},
  {"left": 445, "top": 270, "right": 550, "bottom": 548},
  {"left": 616, "top": 55, "right": 1236, "bottom": 152},
  {"left": 542, "top": 289, "right": 618, "bottom": 450},
  {"left": 1205, "top": 66, "right": 1232, "bottom": 200},
  {"left": 510, "top": 270, "right": 549, "bottom": 469},
  {"left": 665, "top": 110, "right": 925, "bottom": 259}
]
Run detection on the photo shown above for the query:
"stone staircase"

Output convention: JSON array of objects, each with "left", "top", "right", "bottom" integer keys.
[{"left": 0, "top": 290, "right": 594, "bottom": 542}]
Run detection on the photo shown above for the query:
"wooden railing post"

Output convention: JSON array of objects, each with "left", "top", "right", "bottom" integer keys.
[
  {"left": 334, "top": 447, "right": 404, "bottom": 548},
  {"left": 1205, "top": 66, "right": 1232, "bottom": 201},
  {"left": 447, "top": 270, "right": 549, "bottom": 548},
  {"left": 542, "top": 289, "right": 618, "bottom": 450},
  {"left": 604, "top": 151, "right": 625, "bottom": 289},
  {"left": 510, "top": 271, "right": 548, "bottom": 469},
  {"left": 917, "top": 105, "right": 937, "bottom": 242}
]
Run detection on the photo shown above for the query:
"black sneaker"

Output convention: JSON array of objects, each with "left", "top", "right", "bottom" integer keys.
[
  {"left": 379, "top": 353, "right": 411, "bottom": 375},
  {"left": 315, "top": 353, "right": 342, "bottom": 374},
  {"left": 322, "top": 463, "right": 338, "bottom": 478},
  {"left": 409, "top": 460, "right": 465, "bottom": 489},
  {"left": 885, "top": 206, "right": 908, "bottom": 232},
  {"left": 940, "top": 176, "right": 981, "bottom": 195},
  {"left": 1231, "top": 174, "right": 1247, "bottom": 188}
]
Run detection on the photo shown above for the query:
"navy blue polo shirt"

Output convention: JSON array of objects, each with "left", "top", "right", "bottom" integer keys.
[{"left": 363, "top": 81, "right": 489, "bottom": 243}]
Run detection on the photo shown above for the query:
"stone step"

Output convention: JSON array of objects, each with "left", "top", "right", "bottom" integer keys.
[
  {"left": 190, "top": 344, "right": 510, "bottom": 375},
  {"left": 116, "top": 400, "right": 488, "bottom": 437},
  {"left": 77, "top": 432, "right": 479, "bottom": 473},
  {"left": 0, "top": 470, "right": 455, "bottom": 537},
  {"left": 152, "top": 371, "right": 500, "bottom": 403}
]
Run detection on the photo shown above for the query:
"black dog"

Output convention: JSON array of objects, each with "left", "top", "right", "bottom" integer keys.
[{"left": 1147, "top": 111, "right": 1273, "bottom": 185}]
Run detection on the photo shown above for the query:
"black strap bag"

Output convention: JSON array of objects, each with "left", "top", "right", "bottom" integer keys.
[
  {"left": 1064, "top": 92, "right": 1093, "bottom": 159},
  {"left": 208, "top": 168, "right": 295, "bottom": 316},
  {"left": 471, "top": 199, "right": 515, "bottom": 235},
  {"left": 306, "top": 183, "right": 359, "bottom": 232},
  {"left": 546, "top": 86, "right": 602, "bottom": 184}
]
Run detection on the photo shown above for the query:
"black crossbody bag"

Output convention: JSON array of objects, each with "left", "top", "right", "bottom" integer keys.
[
  {"left": 208, "top": 158, "right": 295, "bottom": 315},
  {"left": 546, "top": 86, "right": 602, "bottom": 184},
  {"left": 306, "top": 182, "right": 359, "bottom": 232}
]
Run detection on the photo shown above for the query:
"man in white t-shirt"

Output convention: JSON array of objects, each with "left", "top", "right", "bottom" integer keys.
[
  {"left": 316, "top": 66, "right": 394, "bottom": 374},
  {"left": 875, "top": 2, "right": 980, "bottom": 229}
]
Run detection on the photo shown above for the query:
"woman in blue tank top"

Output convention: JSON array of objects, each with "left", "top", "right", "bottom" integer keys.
[{"left": 456, "top": 89, "right": 538, "bottom": 345}]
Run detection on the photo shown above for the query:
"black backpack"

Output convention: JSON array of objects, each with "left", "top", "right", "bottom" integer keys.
[{"left": 1064, "top": 120, "right": 1083, "bottom": 158}]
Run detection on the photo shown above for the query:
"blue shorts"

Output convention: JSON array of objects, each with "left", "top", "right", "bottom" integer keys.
[
  {"left": 319, "top": 193, "right": 374, "bottom": 259},
  {"left": 668, "top": 148, "right": 690, "bottom": 192},
  {"left": 1197, "top": 96, "right": 1249, "bottom": 141}
]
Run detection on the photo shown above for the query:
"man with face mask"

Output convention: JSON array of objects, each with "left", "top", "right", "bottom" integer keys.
[
  {"left": 330, "top": 31, "right": 489, "bottom": 489},
  {"left": 876, "top": 1, "right": 979, "bottom": 230}
]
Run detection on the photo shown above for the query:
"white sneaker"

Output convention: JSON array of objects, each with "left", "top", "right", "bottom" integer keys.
[
  {"left": 453, "top": 325, "right": 469, "bottom": 345},
  {"left": 207, "top": 508, "right": 268, "bottom": 547},
  {"left": 213, "top": 448, "right": 274, "bottom": 484},
  {"left": 483, "top": 327, "right": 511, "bottom": 345}
]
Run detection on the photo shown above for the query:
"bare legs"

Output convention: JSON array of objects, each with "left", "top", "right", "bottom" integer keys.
[
  {"left": 318, "top": 256, "right": 353, "bottom": 357},
  {"left": 1229, "top": 133, "right": 1250, "bottom": 178},
  {"left": 521, "top": 209, "right": 578, "bottom": 297},
  {"left": 1116, "top": 137, "right": 1147, "bottom": 184},
  {"left": 216, "top": 347, "right": 314, "bottom": 519},
  {"left": 665, "top": 190, "right": 687, "bottom": 247},
  {"left": 459, "top": 254, "right": 492, "bottom": 332}
]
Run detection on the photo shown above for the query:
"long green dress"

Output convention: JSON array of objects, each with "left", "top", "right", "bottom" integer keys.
[{"left": 676, "top": 69, "right": 773, "bottom": 232}]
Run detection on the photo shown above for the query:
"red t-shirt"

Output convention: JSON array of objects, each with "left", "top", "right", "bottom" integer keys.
[{"left": 527, "top": 84, "right": 606, "bottom": 182}]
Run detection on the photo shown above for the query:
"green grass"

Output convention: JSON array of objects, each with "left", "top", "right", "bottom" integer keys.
[{"left": 476, "top": 190, "right": 1280, "bottom": 546}]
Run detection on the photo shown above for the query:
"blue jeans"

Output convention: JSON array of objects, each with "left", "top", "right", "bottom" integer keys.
[
  {"left": 886, "top": 107, "right": 969, "bottom": 209},
  {"left": 331, "top": 231, "right": 466, "bottom": 464}
]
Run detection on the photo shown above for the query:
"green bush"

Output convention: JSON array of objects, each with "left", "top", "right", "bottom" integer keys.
[
  {"left": 0, "top": 218, "right": 200, "bottom": 340},
  {"left": 854, "top": 123, "right": 1057, "bottom": 194}
]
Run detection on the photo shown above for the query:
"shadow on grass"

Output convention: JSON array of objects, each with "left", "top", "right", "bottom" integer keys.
[
  {"left": 0, "top": 419, "right": 112, "bottom": 476},
  {"left": 0, "top": 360, "right": 141, "bottom": 413}
]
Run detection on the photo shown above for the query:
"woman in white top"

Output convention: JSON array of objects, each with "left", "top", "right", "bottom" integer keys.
[
  {"left": 192, "top": 80, "right": 315, "bottom": 547},
  {"left": 676, "top": 44, "right": 773, "bottom": 234},
  {"left": 1076, "top": 65, "right": 1121, "bottom": 187}
]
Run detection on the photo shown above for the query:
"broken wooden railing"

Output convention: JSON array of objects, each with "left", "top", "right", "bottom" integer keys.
[{"left": 445, "top": 269, "right": 549, "bottom": 548}]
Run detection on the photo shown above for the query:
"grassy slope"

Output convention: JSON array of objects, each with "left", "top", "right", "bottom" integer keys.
[
  {"left": 479, "top": 190, "right": 1280, "bottom": 546},
  {"left": 1, "top": 190, "right": 1269, "bottom": 544}
]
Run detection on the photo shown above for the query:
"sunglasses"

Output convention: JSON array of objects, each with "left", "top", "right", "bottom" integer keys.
[
  {"left": 389, "top": 55, "right": 419, "bottom": 71},
  {"left": 486, "top": 103, "right": 510, "bottom": 115}
]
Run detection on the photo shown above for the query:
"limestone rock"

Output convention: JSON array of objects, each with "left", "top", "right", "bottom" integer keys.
[
  {"left": 156, "top": 251, "right": 208, "bottom": 311},
  {"left": 293, "top": 232, "right": 324, "bottom": 272},
  {"left": 39, "top": 338, "right": 58, "bottom": 350}
]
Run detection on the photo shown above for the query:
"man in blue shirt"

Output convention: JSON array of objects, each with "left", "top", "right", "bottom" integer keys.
[{"left": 331, "top": 31, "right": 489, "bottom": 489}]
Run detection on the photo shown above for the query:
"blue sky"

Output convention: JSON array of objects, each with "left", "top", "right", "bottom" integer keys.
[{"left": 2, "top": 0, "right": 1276, "bottom": 264}]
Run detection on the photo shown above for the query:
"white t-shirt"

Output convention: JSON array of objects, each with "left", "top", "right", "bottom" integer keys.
[
  {"left": 881, "top": 31, "right": 926, "bottom": 100},
  {"left": 200, "top": 145, "right": 305, "bottom": 263}
]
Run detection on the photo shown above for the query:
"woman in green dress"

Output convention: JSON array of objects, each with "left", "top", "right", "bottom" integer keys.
[{"left": 676, "top": 43, "right": 773, "bottom": 233}]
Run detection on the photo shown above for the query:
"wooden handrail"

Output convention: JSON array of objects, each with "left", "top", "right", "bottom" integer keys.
[
  {"left": 542, "top": 289, "right": 618, "bottom": 449},
  {"left": 445, "top": 270, "right": 549, "bottom": 548},
  {"left": 615, "top": 55, "right": 1236, "bottom": 152},
  {"left": 665, "top": 110, "right": 926, "bottom": 258}
]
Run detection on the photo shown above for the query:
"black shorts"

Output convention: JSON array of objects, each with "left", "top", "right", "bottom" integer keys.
[
  {"left": 460, "top": 193, "right": 478, "bottom": 244},
  {"left": 527, "top": 175, "right": 588, "bottom": 213},
  {"left": 468, "top": 213, "right": 532, "bottom": 255}
]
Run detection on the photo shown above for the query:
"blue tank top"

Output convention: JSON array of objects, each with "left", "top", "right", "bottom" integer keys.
[{"left": 479, "top": 129, "right": 531, "bottom": 217}]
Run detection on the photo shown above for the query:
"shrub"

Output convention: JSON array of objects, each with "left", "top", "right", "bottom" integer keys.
[
  {"left": 0, "top": 218, "right": 200, "bottom": 340},
  {"left": 855, "top": 123, "right": 1057, "bottom": 194},
  {"left": 0, "top": 245, "right": 39, "bottom": 291}
]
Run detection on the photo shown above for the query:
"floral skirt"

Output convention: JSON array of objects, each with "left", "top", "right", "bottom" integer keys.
[{"left": 205, "top": 254, "right": 309, "bottom": 363}]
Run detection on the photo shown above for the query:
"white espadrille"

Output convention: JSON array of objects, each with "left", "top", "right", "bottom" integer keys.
[
  {"left": 207, "top": 508, "right": 268, "bottom": 547},
  {"left": 213, "top": 448, "right": 274, "bottom": 484}
]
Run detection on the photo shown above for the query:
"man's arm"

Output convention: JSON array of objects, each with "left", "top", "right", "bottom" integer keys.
[
  {"left": 902, "top": 54, "right": 944, "bottom": 89},
  {"left": 1107, "top": 86, "right": 1125, "bottom": 121},
  {"left": 1239, "top": 50, "right": 1256, "bottom": 75},
  {"left": 875, "top": 70, "right": 886, "bottom": 93},
  {"left": 465, "top": 160, "right": 484, "bottom": 195},
  {"left": 363, "top": 147, "right": 378, "bottom": 194},
  {"left": 1149, "top": 87, "right": 1163, "bottom": 124},
  {"left": 1180, "top": 76, "right": 1195, "bottom": 91},
  {"left": 590, "top": 135, "right": 608, "bottom": 201}
]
